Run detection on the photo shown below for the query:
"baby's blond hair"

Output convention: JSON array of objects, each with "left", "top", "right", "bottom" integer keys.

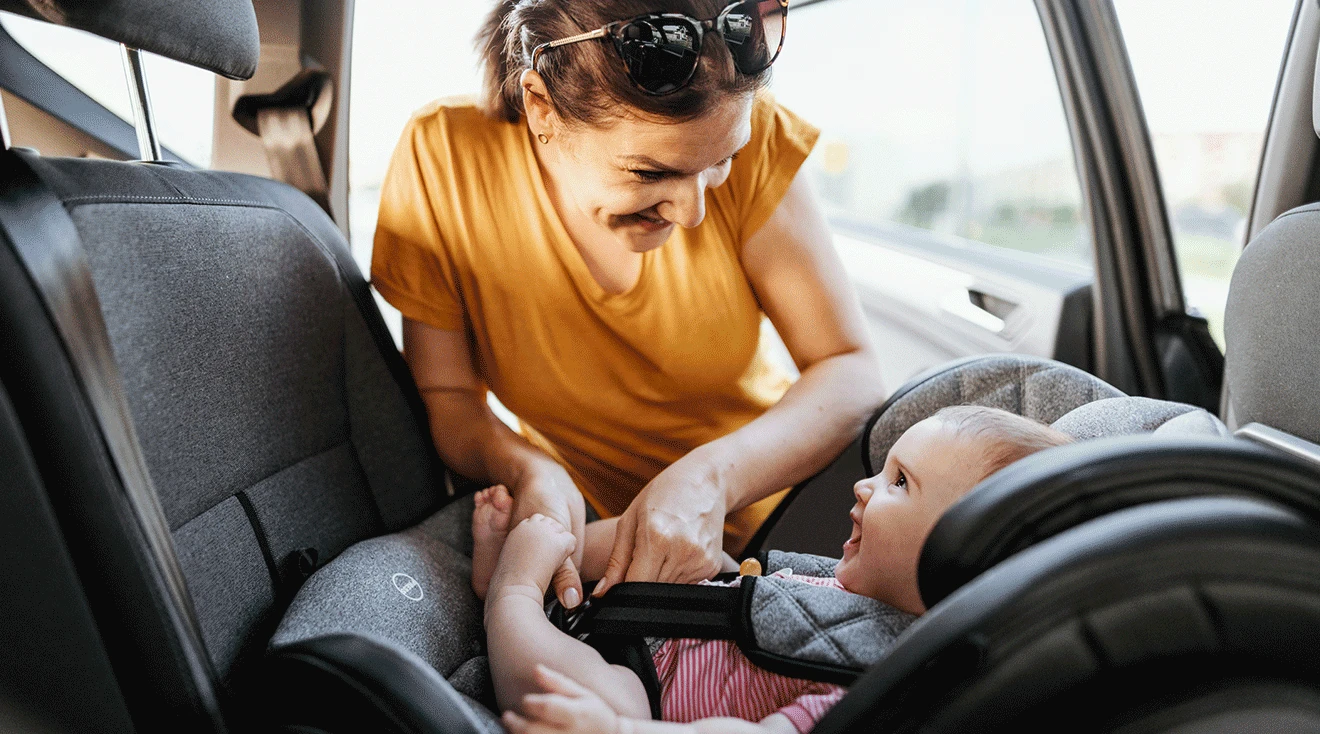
[{"left": 933, "top": 405, "right": 1074, "bottom": 483}]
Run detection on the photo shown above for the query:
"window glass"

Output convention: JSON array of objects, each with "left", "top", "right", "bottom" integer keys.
[
  {"left": 771, "top": 0, "right": 1088, "bottom": 267},
  {"left": 1114, "top": 0, "right": 1295, "bottom": 347},
  {"left": 1, "top": 13, "right": 216, "bottom": 166},
  {"left": 348, "top": 0, "right": 486, "bottom": 277}
]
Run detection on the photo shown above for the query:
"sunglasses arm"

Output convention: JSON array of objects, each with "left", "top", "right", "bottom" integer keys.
[{"left": 531, "top": 28, "right": 610, "bottom": 68}]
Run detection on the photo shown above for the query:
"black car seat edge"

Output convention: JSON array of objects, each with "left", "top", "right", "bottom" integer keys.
[
  {"left": 0, "top": 150, "right": 226, "bottom": 729},
  {"left": 918, "top": 434, "right": 1320, "bottom": 607},
  {"left": 0, "top": 373, "right": 137, "bottom": 733},
  {"left": 815, "top": 495, "right": 1320, "bottom": 733}
]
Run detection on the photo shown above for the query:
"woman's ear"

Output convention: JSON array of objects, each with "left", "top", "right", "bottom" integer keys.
[{"left": 520, "top": 69, "right": 557, "bottom": 141}]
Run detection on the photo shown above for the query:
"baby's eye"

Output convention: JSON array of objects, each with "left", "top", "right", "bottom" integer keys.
[{"left": 894, "top": 470, "right": 907, "bottom": 491}]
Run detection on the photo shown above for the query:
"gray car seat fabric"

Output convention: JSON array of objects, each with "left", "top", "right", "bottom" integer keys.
[
  {"left": 747, "top": 574, "right": 915, "bottom": 675},
  {"left": 866, "top": 355, "right": 1229, "bottom": 473},
  {"left": 1050, "top": 396, "right": 1231, "bottom": 440},
  {"left": 272, "top": 496, "right": 492, "bottom": 708},
  {"left": 865, "top": 354, "right": 1122, "bottom": 474},
  {"left": 25, "top": 154, "right": 449, "bottom": 685},
  {"left": 1224, "top": 203, "right": 1320, "bottom": 444},
  {"left": 0, "top": 0, "right": 260, "bottom": 79}
]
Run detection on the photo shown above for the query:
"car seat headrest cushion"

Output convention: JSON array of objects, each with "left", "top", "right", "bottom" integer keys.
[
  {"left": 1225, "top": 205, "right": 1320, "bottom": 444},
  {"left": 1050, "top": 396, "right": 1229, "bottom": 440},
  {"left": 0, "top": 0, "right": 260, "bottom": 80}
]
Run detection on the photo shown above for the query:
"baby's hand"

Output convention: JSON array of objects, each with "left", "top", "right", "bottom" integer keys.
[{"left": 501, "top": 664, "right": 623, "bottom": 734}]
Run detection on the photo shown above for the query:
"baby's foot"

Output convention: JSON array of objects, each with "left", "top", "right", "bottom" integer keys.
[
  {"left": 471, "top": 485, "right": 513, "bottom": 600},
  {"left": 485, "top": 514, "right": 576, "bottom": 611}
]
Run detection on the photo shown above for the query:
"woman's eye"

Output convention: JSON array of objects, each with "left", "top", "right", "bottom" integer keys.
[{"left": 630, "top": 169, "right": 666, "bottom": 183}]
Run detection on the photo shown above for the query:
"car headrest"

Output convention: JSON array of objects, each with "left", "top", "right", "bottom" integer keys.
[
  {"left": 1225, "top": 202, "right": 1320, "bottom": 444},
  {"left": 0, "top": 0, "right": 259, "bottom": 80}
]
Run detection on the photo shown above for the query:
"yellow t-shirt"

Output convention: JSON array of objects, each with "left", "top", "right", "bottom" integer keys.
[{"left": 371, "top": 94, "right": 819, "bottom": 545}]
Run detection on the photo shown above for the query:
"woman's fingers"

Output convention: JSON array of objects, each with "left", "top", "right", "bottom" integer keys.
[
  {"left": 594, "top": 509, "right": 637, "bottom": 596},
  {"left": 550, "top": 557, "right": 583, "bottom": 609},
  {"left": 623, "top": 514, "right": 666, "bottom": 583}
]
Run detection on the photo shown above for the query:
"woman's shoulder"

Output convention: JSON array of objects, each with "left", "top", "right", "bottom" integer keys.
[
  {"left": 746, "top": 91, "right": 819, "bottom": 157},
  {"left": 400, "top": 95, "right": 526, "bottom": 161}
]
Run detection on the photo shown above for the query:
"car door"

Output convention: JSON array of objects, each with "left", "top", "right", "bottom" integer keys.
[
  {"left": 757, "top": 0, "right": 1294, "bottom": 555},
  {"left": 768, "top": 0, "right": 1097, "bottom": 397}
]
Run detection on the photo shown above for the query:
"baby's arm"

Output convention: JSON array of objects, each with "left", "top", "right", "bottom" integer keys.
[
  {"left": 503, "top": 666, "right": 799, "bottom": 734},
  {"left": 580, "top": 518, "right": 740, "bottom": 583}
]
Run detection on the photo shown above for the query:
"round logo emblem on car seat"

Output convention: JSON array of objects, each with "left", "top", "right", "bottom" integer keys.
[{"left": 391, "top": 572, "right": 423, "bottom": 601}]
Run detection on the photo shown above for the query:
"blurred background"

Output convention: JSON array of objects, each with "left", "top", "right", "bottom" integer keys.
[{"left": 4, "top": 0, "right": 1295, "bottom": 368}]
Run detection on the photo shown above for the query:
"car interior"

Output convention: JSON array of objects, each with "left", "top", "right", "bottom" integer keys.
[{"left": 5, "top": 0, "right": 1320, "bottom": 732}]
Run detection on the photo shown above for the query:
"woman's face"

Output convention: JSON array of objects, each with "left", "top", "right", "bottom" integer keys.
[{"left": 541, "top": 94, "right": 754, "bottom": 253}]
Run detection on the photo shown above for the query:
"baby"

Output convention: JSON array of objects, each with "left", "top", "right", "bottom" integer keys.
[{"left": 474, "top": 406, "right": 1072, "bottom": 734}]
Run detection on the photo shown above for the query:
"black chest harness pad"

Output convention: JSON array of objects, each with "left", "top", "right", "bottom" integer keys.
[{"left": 550, "top": 551, "right": 916, "bottom": 719}]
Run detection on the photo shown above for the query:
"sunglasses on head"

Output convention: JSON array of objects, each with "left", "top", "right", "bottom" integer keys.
[{"left": 530, "top": 0, "right": 789, "bottom": 96}]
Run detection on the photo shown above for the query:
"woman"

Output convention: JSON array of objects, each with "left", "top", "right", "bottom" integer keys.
[{"left": 371, "top": 0, "right": 883, "bottom": 608}]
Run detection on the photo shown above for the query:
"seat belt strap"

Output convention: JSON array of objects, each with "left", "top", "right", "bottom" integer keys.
[{"left": 233, "top": 70, "right": 333, "bottom": 213}]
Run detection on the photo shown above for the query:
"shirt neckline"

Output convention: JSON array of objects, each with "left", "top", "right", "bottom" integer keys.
[{"left": 521, "top": 124, "right": 657, "bottom": 309}]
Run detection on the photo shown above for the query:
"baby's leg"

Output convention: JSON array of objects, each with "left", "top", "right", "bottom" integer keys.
[
  {"left": 470, "top": 485, "right": 514, "bottom": 600},
  {"left": 485, "top": 514, "right": 651, "bottom": 719}
]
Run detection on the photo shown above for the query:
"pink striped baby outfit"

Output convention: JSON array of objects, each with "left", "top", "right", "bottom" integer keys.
[{"left": 650, "top": 572, "right": 849, "bottom": 732}]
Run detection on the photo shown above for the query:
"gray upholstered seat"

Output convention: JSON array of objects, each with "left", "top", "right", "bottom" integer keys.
[{"left": 865, "top": 354, "right": 1228, "bottom": 475}]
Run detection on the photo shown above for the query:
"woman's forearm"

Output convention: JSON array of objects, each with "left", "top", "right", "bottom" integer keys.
[
  {"left": 698, "top": 348, "right": 884, "bottom": 512},
  {"left": 420, "top": 387, "right": 562, "bottom": 489}
]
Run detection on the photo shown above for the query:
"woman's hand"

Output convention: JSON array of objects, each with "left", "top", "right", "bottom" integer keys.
[
  {"left": 501, "top": 665, "right": 623, "bottom": 734},
  {"left": 595, "top": 452, "right": 727, "bottom": 596},
  {"left": 507, "top": 460, "right": 587, "bottom": 608}
]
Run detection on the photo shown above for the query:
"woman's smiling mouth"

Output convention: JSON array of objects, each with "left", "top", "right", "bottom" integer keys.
[{"left": 619, "top": 209, "right": 672, "bottom": 233}]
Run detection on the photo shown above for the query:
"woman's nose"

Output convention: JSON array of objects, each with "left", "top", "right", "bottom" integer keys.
[{"left": 660, "top": 175, "right": 707, "bottom": 229}]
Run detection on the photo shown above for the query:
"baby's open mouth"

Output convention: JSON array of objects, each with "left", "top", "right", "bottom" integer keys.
[{"left": 843, "top": 507, "right": 862, "bottom": 553}]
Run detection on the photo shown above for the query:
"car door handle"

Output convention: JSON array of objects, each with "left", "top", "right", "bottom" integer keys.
[{"left": 941, "top": 287, "right": 1019, "bottom": 335}]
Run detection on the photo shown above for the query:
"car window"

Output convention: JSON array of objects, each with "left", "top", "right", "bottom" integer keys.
[
  {"left": 771, "top": 0, "right": 1089, "bottom": 268},
  {"left": 1113, "top": 0, "right": 1295, "bottom": 347},
  {"left": 348, "top": 0, "right": 485, "bottom": 280},
  {"left": 1, "top": 13, "right": 216, "bottom": 167}
]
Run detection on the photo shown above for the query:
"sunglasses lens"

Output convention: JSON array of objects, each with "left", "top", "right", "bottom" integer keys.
[
  {"left": 720, "top": 1, "right": 785, "bottom": 74},
  {"left": 617, "top": 18, "right": 702, "bottom": 94}
]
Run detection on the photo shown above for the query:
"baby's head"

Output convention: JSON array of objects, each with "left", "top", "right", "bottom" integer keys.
[{"left": 834, "top": 406, "right": 1073, "bottom": 614}]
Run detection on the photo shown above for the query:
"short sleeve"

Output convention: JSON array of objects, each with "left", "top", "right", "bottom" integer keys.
[
  {"left": 774, "top": 684, "right": 847, "bottom": 733},
  {"left": 718, "top": 93, "right": 820, "bottom": 242},
  {"left": 370, "top": 111, "right": 467, "bottom": 332}
]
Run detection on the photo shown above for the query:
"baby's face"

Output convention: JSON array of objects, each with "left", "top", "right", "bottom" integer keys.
[{"left": 834, "top": 417, "right": 990, "bottom": 614}]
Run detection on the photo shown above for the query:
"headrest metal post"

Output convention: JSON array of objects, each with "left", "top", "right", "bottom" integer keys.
[
  {"left": 0, "top": 91, "right": 11, "bottom": 151},
  {"left": 120, "top": 45, "right": 163, "bottom": 162}
]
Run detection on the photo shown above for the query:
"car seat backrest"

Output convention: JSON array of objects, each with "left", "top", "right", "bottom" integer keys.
[
  {"left": 1224, "top": 205, "right": 1320, "bottom": 444},
  {"left": 21, "top": 154, "right": 450, "bottom": 685}
]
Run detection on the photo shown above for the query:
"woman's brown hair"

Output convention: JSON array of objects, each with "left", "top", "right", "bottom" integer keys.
[{"left": 477, "top": 0, "right": 770, "bottom": 125}]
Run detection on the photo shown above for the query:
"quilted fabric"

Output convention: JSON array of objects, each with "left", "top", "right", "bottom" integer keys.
[
  {"left": 867, "top": 354, "right": 1121, "bottom": 474},
  {"left": 749, "top": 575, "right": 914, "bottom": 670}
]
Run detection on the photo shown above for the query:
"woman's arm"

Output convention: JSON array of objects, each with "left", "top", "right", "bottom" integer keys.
[
  {"left": 404, "top": 318, "right": 586, "bottom": 604},
  {"left": 704, "top": 169, "right": 883, "bottom": 513},
  {"left": 596, "top": 171, "right": 883, "bottom": 592}
]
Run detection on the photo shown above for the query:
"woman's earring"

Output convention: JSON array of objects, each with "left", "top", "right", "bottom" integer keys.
[{"left": 538, "top": 133, "right": 550, "bottom": 145}]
